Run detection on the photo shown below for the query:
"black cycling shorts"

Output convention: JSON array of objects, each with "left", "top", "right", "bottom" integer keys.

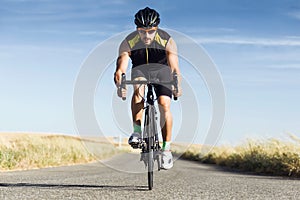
[{"left": 131, "top": 64, "right": 172, "bottom": 98}]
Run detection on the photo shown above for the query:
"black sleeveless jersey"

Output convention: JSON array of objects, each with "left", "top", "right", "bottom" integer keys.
[{"left": 125, "top": 29, "right": 171, "bottom": 68}]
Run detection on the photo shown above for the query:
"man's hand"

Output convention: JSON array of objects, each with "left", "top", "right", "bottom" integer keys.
[
  {"left": 172, "top": 84, "right": 182, "bottom": 98},
  {"left": 114, "top": 71, "right": 127, "bottom": 99},
  {"left": 172, "top": 72, "right": 182, "bottom": 99}
]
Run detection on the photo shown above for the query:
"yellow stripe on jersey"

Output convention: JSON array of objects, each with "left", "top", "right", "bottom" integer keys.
[
  {"left": 154, "top": 33, "right": 168, "bottom": 47},
  {"left": 127, "top": 34, "right": 140, "bottom": 49}
]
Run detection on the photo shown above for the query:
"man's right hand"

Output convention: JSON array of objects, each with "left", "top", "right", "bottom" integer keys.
[
  {"left": 117, "top": 86, "right": 127, "bottom": 99},
  {"left": 114, "top": 71, "right": 127, "bottom": 99}
]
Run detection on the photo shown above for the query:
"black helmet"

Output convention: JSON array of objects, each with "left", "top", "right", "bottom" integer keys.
[{"left": 134, "top": 7, "right": 160, "bottom": 28}]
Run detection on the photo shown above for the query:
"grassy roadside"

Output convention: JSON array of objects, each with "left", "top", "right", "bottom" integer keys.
[
  {"left": 2, "top": 133, "right": 300, "bottom": 177},
  {"left": 0, "top": 133, "right": 123, "bottom": 171},
  {"left": 174, "top": 134, "right": 300, "bottom": 177}
]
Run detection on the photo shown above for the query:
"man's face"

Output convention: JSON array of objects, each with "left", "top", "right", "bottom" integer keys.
[{"left": 138, "top": 27, "right": 157, "bottom": 45}]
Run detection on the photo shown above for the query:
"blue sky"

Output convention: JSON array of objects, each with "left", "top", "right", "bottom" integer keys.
[{"left": 1, "top": 0, "right": 300, "bottom": 144}]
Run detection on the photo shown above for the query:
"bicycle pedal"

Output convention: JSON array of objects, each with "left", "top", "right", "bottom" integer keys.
[{"left": 131, "top": 143, "right": 140, "bottom": 149}]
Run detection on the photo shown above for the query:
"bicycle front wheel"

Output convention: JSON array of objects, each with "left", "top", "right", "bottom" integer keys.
[
  {"left": 147, "top": 138, "right": 154, "bottom": 190},
  {"left": 145, "top": 102, "right": 156, "bottom": 190}
]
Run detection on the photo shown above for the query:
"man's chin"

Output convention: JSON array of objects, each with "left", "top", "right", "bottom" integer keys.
[{"left": 143, "top": 41, "right": 151, "bottom": 45}]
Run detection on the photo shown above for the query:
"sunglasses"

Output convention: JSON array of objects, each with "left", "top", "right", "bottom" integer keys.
[{"left": 137, "top": 27, "right": 158, "bottom": 35}]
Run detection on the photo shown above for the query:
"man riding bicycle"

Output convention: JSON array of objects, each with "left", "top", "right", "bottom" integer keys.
[{"left": 114, "top": 7, "right": 182, "bottom": 170}]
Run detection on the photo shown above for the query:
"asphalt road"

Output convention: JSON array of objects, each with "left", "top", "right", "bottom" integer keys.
[{"left": 0, "top": 153, "right": 299, "bottom": 200}]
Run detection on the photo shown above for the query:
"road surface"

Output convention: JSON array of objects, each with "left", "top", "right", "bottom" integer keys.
[{"left": 0, "top": 153, "right": 299, "bottom": 199}]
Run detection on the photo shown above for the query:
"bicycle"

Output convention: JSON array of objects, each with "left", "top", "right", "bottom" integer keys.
[{"left": 119, "top": 72, "right": 178, "bottom": 190}]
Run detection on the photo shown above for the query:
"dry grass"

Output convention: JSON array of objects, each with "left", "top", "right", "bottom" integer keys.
[
  {"left": 2, "top": 132, "right": 300, "bottom": 177},
  {"left": 0, "top": 133, "right": 123, "bottom": 171},
  {"left": 174, "top": 134, "right": 300, "bottom": 177}
]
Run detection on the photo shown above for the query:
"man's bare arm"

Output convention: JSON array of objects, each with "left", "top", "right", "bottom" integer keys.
[
  {"left": 114, "top": 40, "right": 130, "bottom": 85},
  {"left": 166, "top": 38, "right": 182, "bottom": 97},
  {"left": 166, "top": 38, "right": 180, "bottom": 74}
]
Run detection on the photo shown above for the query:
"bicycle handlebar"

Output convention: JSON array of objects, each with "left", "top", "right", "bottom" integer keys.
[{"left": 119, "top": 72, "right": 179, "bottom": 101}]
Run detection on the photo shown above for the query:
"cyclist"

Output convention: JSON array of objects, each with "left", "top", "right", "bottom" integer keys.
[{"left": 114, "top": 7, "right": 181, "bottom": 170}]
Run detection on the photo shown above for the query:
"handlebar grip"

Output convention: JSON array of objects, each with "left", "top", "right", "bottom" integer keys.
[{"left": 173, "top": 72, "right": 179, "bottom": 101}]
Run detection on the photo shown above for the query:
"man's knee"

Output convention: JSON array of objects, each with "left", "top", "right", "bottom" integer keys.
[{"left": 158, "top": 96, "right": 171, "bottom": 112}]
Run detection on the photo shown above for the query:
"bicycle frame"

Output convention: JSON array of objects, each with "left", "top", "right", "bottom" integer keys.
[
  {"left": 119, "top": 72, "right": 178, "bottom": 190},
  {"left": 142, "top": 84, "right": 160, "bottom": 190}
]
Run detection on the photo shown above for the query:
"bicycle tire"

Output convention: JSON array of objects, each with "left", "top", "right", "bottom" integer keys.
[
  {"left": 147, "top": 106, "right": 155, "bottom": 190},
  {"left": 148, "top": 146, "right": 154, "bottom": 190}
]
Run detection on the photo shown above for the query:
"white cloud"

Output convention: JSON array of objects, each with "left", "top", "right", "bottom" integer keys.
[
  {"left": 287, "top": 11, "right": 300, "bottom": 20},
  {"left": 0, "top": 44, "right": 84, "bottom": 59},
  {"left": 2, "top": 2, "right": 129, "bottom": 23},
  {"left": 263, "top": 64, "right": 300, "bottom": 70},
  {"left": 181, "top": 27, "right": 237, "bottom": 35},
  {"left": 196, "top": 36, "right": 300, "bottom": 46},
  {"left": 102, "top": 0, "right": 126, "bottom": 5}
]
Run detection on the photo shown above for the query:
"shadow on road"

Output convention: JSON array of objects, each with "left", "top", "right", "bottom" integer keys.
[{"left": 0, "top": 183, "right": 149, "bottom": 191}]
